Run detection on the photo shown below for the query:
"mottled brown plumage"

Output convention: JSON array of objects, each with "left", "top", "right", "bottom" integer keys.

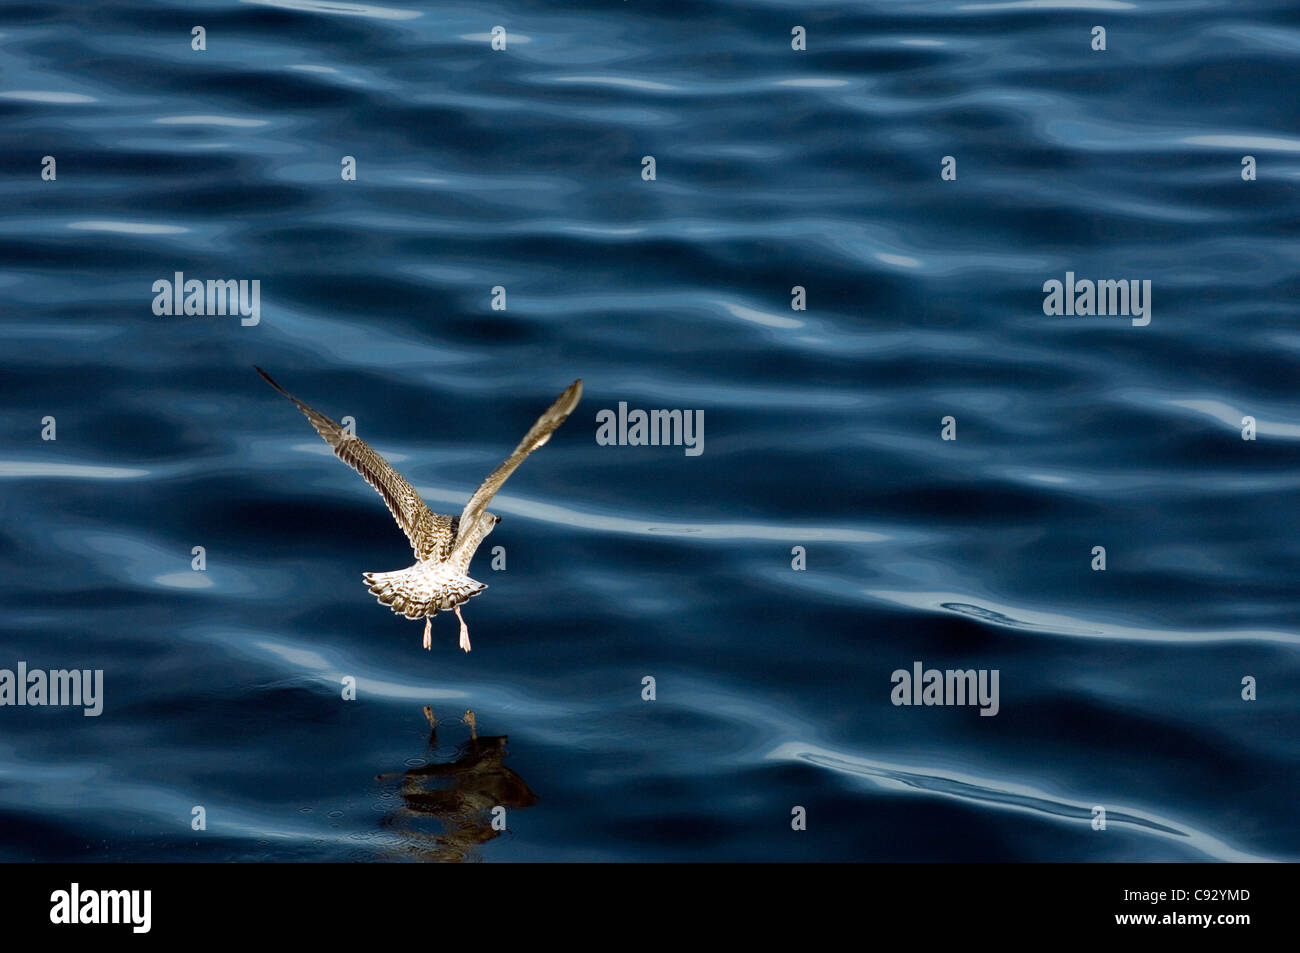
[{"left": 257, "top": 367, "right": 582, "bottom": 651}]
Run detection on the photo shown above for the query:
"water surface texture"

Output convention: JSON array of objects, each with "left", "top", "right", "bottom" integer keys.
[{"left": 2, "top": 0, "right": 1299, "bottom": 861}]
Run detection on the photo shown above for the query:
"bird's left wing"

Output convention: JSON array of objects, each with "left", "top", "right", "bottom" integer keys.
[
  {"left": 451, "top": 379, "right": 583, "bottom": 561},
  {"left": 256, "top": 367, "right": 440, "bottom": 557}
]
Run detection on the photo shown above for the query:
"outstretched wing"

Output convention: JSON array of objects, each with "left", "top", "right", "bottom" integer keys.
[
  {"left": 451, "top": 379, "right": 583, "bottom": 561},
  {"left": 256, "top": 367, "right": 442, "bottom": 558}
]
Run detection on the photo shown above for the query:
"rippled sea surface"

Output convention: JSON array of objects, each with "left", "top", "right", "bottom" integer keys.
[{"left": 1, "top": 0, "right": 1298, "bottom": 862}]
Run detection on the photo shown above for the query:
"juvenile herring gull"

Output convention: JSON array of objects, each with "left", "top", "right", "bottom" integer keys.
[{"left": 256, "top": 368, "right": 582, "bottom": 652}]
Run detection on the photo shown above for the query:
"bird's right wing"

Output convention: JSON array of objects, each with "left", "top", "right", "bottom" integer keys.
[
  {"left": 256, "top": 367, "right": 438, "bottom": 557},
  {"left": 451, "top": 379, "right": 583, "bottom": 561}
]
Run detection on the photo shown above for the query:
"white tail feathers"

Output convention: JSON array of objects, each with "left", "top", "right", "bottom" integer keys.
[{"left": 363, "top": 564, "right": 487, "bottom": 619}]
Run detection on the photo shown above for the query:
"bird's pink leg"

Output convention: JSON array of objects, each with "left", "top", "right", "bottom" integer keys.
[
  {"left": 455, "top": 605, "right": 471, "bottom": 653},
  {"left": 422, "top": 616, "right": 432, "bottom": 651}
]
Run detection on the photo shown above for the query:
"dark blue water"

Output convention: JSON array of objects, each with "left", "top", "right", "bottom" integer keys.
[{"left": 2, "top": 0, "right": 1298, "bottom": 862}]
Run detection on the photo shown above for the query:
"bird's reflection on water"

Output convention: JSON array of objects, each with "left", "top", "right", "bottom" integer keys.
[{"left": 376, "top": 706, "right": 538, "bottom": 861}]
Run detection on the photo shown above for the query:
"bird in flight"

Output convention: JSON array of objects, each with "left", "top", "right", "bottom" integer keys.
[{"left": 256, "top": 368, "right": 582, "bottom": 652}]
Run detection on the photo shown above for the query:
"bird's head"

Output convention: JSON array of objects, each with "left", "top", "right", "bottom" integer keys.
[{"left": 478, "top": 511, "right": 502, "bottom": 540}]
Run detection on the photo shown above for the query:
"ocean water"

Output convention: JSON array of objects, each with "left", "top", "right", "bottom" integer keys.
[{"left": 1, "top": 0, "right": 1298, "bottom": 862}]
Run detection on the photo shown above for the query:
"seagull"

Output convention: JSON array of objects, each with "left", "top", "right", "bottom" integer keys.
[{"left": 256, "top": 368, "right": 582, "bottom": 652}]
